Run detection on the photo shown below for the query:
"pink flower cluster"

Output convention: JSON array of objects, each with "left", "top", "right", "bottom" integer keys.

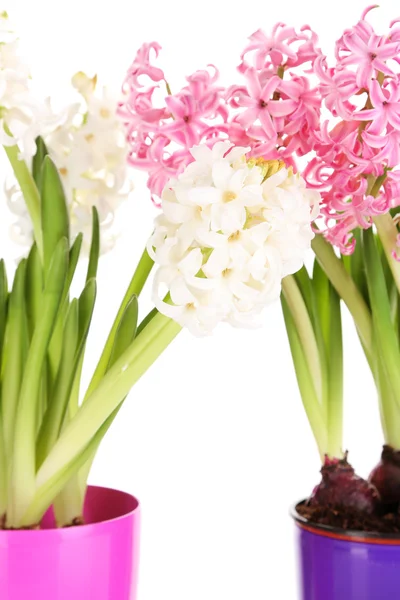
[
  {"left": 119, "top": 6, "right": 400, "bottom": 252},
  {"left": 118, "top": 26, "right": 321, "bottom": 204},
  {"left": 305, "top": 5, "right": 400, "bottom": 252}
]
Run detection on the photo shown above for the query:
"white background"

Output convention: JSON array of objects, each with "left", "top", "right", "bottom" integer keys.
[{"left": 4, "top": 0, "right": 399, "bottom": 598}]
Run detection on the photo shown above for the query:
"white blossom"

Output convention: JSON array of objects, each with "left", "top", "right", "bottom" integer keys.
[
  {"left": 6, "top": 72, "right": 131, "bottom": 254},
  {"left": 0, "top": 11, "right": 58, "bottom": 161},
  {"left": 149, "top": 142, "right": 319, "bottom": 335}
]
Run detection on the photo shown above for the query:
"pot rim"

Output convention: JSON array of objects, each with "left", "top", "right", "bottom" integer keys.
[
  {"left": 0, "top": 485, "right": 140, "bottom": 538},
  {"left": 292, "top": 500, "right": 400, "bottom": 545}
]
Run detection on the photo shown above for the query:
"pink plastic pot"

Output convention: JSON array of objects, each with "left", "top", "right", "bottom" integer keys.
[{"left": 0, "top": 485, "right": 140, "bottom": 600}]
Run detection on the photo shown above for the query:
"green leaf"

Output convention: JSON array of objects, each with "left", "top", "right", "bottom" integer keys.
[
  {"left": 312, "top": 234, "right": 372, "bottom": 356},
  {"left": 281, "top": 276, "right": 323, "bottom": 404},
  {"left": 349, "top": 229, "right": 369, "bottom": 302},
  {"left": 0, "top": 260, "right": 8, "bottom": 365},
  {"left": 36, "top": 312, "right": 180, "bottom": 491},
  {"left": 108, "top": 296, "right": 138, "bottom": 368},
  {"left": 294, "top": 266, "right": 314, "bottom": 317},
  {"left": 1, "top": 260, "right": 28, "bottom": 458},
  {"left": 32, "top": 136, "right": 49, "bottom": 193},
  {"left": 66, "top": 279, "right": 97, "bottom": 421},
  {"left": 312, "top": 260, "right": 331, "bottom": 351},
  {"left": 327, "top": 285, "right": 343, "bottom": 457},
  {"left": 41, "top": 156, "right": 70, "bottom": 276},
  {"left": 36, "top": 299, "right": 79, "bottom": 468},
  {"left": 25, "top": 244, "right": 43, "bottom": 339},
  {"left": 362, "top": 228, "right": 400, "bottom": 414},
  {"left": 22, "top": 405, "right": 119, "bottom": 527},
  {"left": 67, "top": 233, "right": 83, "bottom": 292},
  {"left": 78, "top": 278, "right": 97, "bottom": 347},
  {"left": 84, "top": 248, "right": 154, "bottom": 400},
  {"left": 86, "top": 207, "right": 100, "bottom": 283},
  {"left": 10, "top": 238, "right": 69, "bottom": 526},
  {"left": 281, "top": 296, "right": 327, "bottom": 460},
  {"left": 48, "top": 234, "right": 83, "bottom": 382},
  {"left": 137, "top": 307, "right": 158, "bottom": 337},
  {"left": 75, "top": 295, "right": 139, "bottom": 502}
]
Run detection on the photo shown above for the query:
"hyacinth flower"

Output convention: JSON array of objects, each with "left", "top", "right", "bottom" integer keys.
[
  {"left": 302, "top": 6, "right": 400, "bottom": 514},
  {"left": 120, "top": 5, "right": 400, "bottom": 527},
  {"left": 6, "top": 70, "right": 131, "bottom": 254},
  {"left": 0, "top": 13, "right": 319, "bottom": 529}
]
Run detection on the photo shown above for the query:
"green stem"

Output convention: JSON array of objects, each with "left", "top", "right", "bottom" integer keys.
[
  {"left": 85, "top": 248, "right": 154, "bottom": 399},
  {"left": 327, "top": 287, "right": 343, "bottom": 458},
  {"left": 373, "top": 213, "right": 400, "bottom": 296},
  {"left": 3, "top": 142, "right": 43, "bottom": 257},
  {"left": 282, "top": 276, "right": 323, "bottom": 403},
  {"left": 36, "top": 313, "right": 181, "bottom": 492},
  {"left": 0, "top": 407, "right": 7, "bottom": 517},
  {"left": 53, "top": 476, "right": 85, "bottom": 527},
  {"left": 281, "top": 296, "right": 327, "bottom": 460},
  {"left": 312, "top": 235, "right": 373, "bottom": 356},
  {"left": 375, "top": 352, "right": 400, "bottom": 448}
]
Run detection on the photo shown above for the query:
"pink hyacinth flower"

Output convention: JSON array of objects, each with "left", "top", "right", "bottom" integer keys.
[
  {"left": 355, "top": 79, "right": 400, "bottom": 135},
  {"left": 236, "top": 70, "right": 296, "bottom": 137}
]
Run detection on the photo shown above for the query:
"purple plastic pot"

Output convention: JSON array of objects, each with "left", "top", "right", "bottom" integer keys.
[
  {"left": 292, "top": 501, "right": 400, "bottom": 600},
  {"left": 0, "top": 485, "right": 140, "bottom": 600}
]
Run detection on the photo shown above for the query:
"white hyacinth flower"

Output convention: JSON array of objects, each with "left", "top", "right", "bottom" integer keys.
[
  {"left": 0, "top": 11, "right": 58, "bottom": 161},
  {"left": 6, "top": 72, "right": 131, "bottom": 254},
  {"left": 148, "top": 142, "right": 319, "bottom": 335}
]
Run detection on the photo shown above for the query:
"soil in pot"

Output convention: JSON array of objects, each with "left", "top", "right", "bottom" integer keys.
[{"left": 297, "top": 451, "right": 400, "bottom": 534}]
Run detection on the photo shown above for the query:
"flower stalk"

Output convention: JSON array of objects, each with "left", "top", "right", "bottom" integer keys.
[{"left": 281, "top": 261, "right": 344, "bottom": 461}]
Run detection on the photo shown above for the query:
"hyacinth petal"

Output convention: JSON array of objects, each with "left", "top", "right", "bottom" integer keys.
[
  {"left": 162, "top": 199, "right": 193, "bottom": 223},
  {"left": 368, "top": 112, "right": 388, "bottom": 134},
  {"left": 239, "top": 184, "right": 264, "bottom": 207},
  {"left": 387, "top": 111, "right": 400, "bottom": 130},
  {"left": 190, "top": 144, "right": 212, "bottom": 163},
  {"left": 245, "top": 68, "right": 263, "bottom": 98},
  {"left": 258, "top": 110, "right": 276, "bottom": 138},
  {"left": 369, "top": 79, "right": 387, "bottom": 106},
  {"left": 203, "top": 246, "right": 230, "bottom": 277},
  {"left": 170, "top": 278, "right": 197, "bottom": 305},
  {"left": 188, "top": 186, "right": 221, "bottom": 206},
  {"left": 212, "top": 160, "right": 234, "bottom": 190},
  {"left": 237, "top": 107, "right": 261, "bottom": 129},
  {"left": 260, "top": 76, "right": 280, "bottom": 102},
  {"left": 354, "top": 108, "right": 378, "bottom": 122},
  {"left": 229, "top": 168, "right": 247, "bottom": 194},
  {"left": 178, "top": 248, "right": 203, "bottom": 276},
  {"left": 249, "top": 222, "right": 272, "bottom": 247},
  {"left": 268, "top": 99, "right": 297, "bottom": 117}
]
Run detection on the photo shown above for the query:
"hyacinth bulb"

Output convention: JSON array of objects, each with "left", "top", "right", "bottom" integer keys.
[
  {"left": 310, "top": 455, "right": 380, "bottom": 515},
  {"left": 369, "top": 445, "right": 400, "bottom": 508}
]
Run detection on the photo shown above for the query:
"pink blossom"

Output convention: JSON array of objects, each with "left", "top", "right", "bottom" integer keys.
[
  {"left": 233, "top": 70, "right": 296, "bottom": 137},
  {"left": 338, "top": 31, "right": 399, "bottom": 88},
  {"left": 314, "top": 57, "right": 358, "bottom": 118},
  {"left": 239, "top": 22, "right": 320, "bottom": 71},
  {"left": 124, "top": 42, "right": 166, "bottom": 87},
  {"left": 120, "top": 8, "right": 400, "bottom": 256},
  {"left": 354, "top": 79, "right": 400, "bottom": 134}
]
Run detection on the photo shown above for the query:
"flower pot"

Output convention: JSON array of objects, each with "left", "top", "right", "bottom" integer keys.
[
  {"left": 292, "top": 501, "right": 400, "bottom": 600},
  {"left": 0, "top": 485, "right": 140, "bottom": 600}
]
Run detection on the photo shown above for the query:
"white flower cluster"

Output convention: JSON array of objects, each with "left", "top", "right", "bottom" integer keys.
[
  {"left": 6, "top": 72, "right": 131, "bottom": 253},
  {"left": 149, "top": 142, "right": 319, "bottom": 335},
  {"left": 0, "top": 11, "right": 58, "bottom": 161}
]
